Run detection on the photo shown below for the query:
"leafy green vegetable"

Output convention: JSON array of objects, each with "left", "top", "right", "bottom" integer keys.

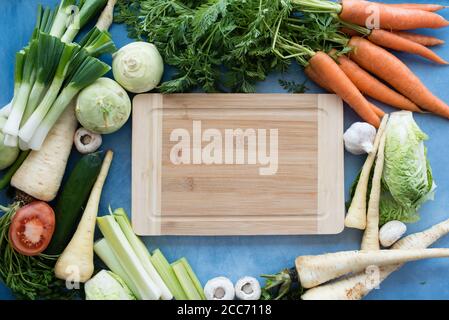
[
  {"left": 0, "top": 204, "right": 76, "bottom": 300},
  {"left": 380, "top": 111, "right": 435, "bottom": 225},
  {"left": 278, "top": 79, "right": 308, "bottom": 93},
  {"left": 261, "top": 267, "right": 303, "bottom": 300}
]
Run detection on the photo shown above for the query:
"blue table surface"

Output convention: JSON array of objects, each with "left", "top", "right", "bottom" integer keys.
[{"left": 2, "top": 0, "right": 449, "bottom": 300}]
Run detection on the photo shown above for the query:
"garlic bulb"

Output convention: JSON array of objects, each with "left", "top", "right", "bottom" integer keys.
[{"left": 343, "top": 122, "right": 377, "bottom": 155}]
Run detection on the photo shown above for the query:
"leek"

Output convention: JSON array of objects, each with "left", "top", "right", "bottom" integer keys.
[
  {"left": 18, "top": 43, "right": 79, "bottom": 144},
  {"left": 172, "top": 260, "right": 204, "bottom": 300},
  {"left": 179, "top": 257, "right": 206, "bottom": 300},
  {"left": 61, "top": 0, "right": 108, "bottom": 43},
  {"left": 3, "top": 42, "right": 38, "bottom": 139},
  {"left": 151, "top": 249, "right": 188, "bottom": 300},
  {"left": 97, "top": 215, "right": 161, "bottom": 300},
  {"left": 113, "top": 208, "right": 173, "bottom": 300},
  {"left": 94, "top": 238, "right": 142, "bottom": 299},
  {"left": 79, "top": 27, "right": 116, "bottom": 57},
  {"left": 50, "top": 0, "right": 77, "bottom": 38},
  {"left": 28, "top": 56, "right": 110, "bottom": 150},
  {"left": 21, "top": 33, "right": 65, "bottom": 128}
]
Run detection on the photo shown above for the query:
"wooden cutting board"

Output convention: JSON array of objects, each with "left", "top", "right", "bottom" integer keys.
[{"left": 132, "top": 94, "right": 344, "bottom": 236}]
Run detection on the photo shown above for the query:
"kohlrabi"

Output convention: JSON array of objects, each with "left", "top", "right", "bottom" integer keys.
[{"left": 380, "top": 111, "right": 435, "bottom": 225}]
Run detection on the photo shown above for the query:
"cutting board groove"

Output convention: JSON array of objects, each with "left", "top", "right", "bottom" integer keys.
[{"left": 132, "top": 94, "right": 344, "bottom": 235}]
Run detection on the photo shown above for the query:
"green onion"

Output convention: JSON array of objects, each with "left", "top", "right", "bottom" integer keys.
[
  {"left": 113, "top": 208, "right": 173, "bottom": 300},
  {"left": 50, "top": 0, "right": 77, "bottom": 38},
  {"left": 94, "top": 238, "right": 142, "bottom": 299},
  {"left": 151, "top": 249, "right": 188, "bottom": 300},
  {"left": 172, "top": 260, "right": 204, "bottom": 300},
  {"left": 97, "top": 214, "right": 161, "bottom": 300},
  {"left": 3, "top": 41, "right": 38, "bottom": 139},
  {"left": 28, "top": 56, "right": 110, "bottom": 150},
  {"left": 18, "top": 43, "right": 79, "bottom": 144},
  {"left": 61, "top": 0, "right": 108, "bottom": 43},
  {"left": 179, "top": 257, "right": 206, "bottom": 300}
]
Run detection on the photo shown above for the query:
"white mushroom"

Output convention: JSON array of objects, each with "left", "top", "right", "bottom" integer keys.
[
  {"left": 235, "top": 276, "right": 261, "bottom": 300},
  {"left": 343, "top": 122, "right": 377, "bottom": 155},
  {"left": 379, "top": 220, "right": 407, "bottom": 247},
  {"left": 74, "top": 127, "right": 102, "bottom": 154},
  {"left": 204, "top": 277, "right": 235, "bottom": 300}
]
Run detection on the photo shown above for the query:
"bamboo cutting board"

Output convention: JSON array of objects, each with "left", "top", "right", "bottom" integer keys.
[{"left": 132, "top": 94, "right": 344, "bottom": 236}]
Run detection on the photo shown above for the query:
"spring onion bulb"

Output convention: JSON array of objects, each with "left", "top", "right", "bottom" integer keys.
[
  {"left": 61, "top": 0, "right": 108, "bottom": 43},
  {"left": 3, "top": 42, "right": 38, "bottom": 139},
  {"left": 29, "top": 56, "right": 110, "bottom": 150},
  {"left": 18, "top": 43, "right": 78, "bottom": 144},
  {"left": 50, "top": 0, "right": 77, "bottom": 38},
  {"left": 97, "top": 215, "right": 162, "bottom": 300},
  {"left": 113, "top": 208, "right": 173, "bottom": 300}
]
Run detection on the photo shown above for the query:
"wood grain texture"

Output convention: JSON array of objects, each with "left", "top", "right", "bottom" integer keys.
[{"left": 132, "top": 94, "right": 344, "bottom": 235}]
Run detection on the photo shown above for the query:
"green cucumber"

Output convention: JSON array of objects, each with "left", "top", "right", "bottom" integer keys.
[{"left": 46, "top": 152, "right": 103, "bottom": 255}]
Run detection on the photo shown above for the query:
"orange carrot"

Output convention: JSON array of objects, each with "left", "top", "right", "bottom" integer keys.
[
  {"left": 308, "top": 52, "right": 381, "bottom": 127},
  {"left": 333, "top": 50, "right": 422, "bottom": 112},
  {"left": 384, "top": 3, "right": 445, "bottom": 12},
  {"left": 392, "top": 31, "right": 445, "bottom": 47},
  {"left": 368, "top": 29, "right": 448, "bottom": 64},
  {"left": 339, "top": 0, "right": 449, "bottom": 30},
  {"left": 307, "top": 62, "right": 386, "bottom": 117},
  {"left": 349, "top": 36, "right": 449, "bottom": 119}
]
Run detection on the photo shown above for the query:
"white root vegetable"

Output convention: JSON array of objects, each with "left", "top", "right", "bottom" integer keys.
[
  {"left": 55, "top": 150, "right": 113, "bottom": 283},
  {"left": 379, "top": 221, "right": 407, "bottom": 248},
  {"left": 96, "top": 0, "right": 117, "bottom": 32},
  {"left": 301, "top": 217, "right": 449, "bottom": 300},
  {"left": 345, "top": 116, "right": 389, "bottom": 230},
  {"left": 361, "top": 123, "right": 388, "bottom": 250},
  {"left": 11, "top": 104, "right": 77, "bottom": 201},
  {"left": 296, "top": 248, "right": 449, "bottom": 289}
]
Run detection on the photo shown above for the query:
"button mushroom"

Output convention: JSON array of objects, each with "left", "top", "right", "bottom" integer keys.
[
  {"left": 235, "top": 276, "right": 261, "bottom": 300},
  {"left": 204, "top": 276, "right": 235, "bottom": 300},
  {"left": 379, "top": 220, "right": 407, "bottom": 247},
  {"left": 74, "top": 128, "right": 102, "bottom": 154}
]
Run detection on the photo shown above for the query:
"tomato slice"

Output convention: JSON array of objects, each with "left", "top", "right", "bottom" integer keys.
[{"left": 9, "top": 201, "right": 55, "bottom": 256}]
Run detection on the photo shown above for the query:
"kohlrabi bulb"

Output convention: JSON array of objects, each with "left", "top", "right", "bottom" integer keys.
[{"left": 112, "top": 42, "right": 164, "bottom": 93}]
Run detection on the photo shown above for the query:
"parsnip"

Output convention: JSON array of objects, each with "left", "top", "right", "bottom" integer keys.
[
  {"left": 11, "top": 104, "right": 77, "bottom": 201},
  {"left": 361, "top": 124, "right": 388, "bottom": 250},
  {"left": 96, "top": 0, "right": 117, "bottom": 31},
  {"left": 55, "top": 150, "right": 113, "bottom": 283},
  {"left": 345, "top": 116, "right": 388, "bottom": 230},
  {"left": 301, "top": 217, "right": 449, "bottom": 299},
  {"left": 296, "top": 248, "right": 449, "bottom": 289}
]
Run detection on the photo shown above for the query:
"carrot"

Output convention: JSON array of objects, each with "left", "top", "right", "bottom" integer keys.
[
  {"left": 339, "top": 0, "right": 449, "bottom": 30},
  {"left": 301, "top": 217, "right": 449, "bottom": 300},
  {"left": 349, "top": 36, "right": 449, "bottom": 119},
  {"left": 306, "top": 64, "right": 384, "bottom": 117},
  {"left": 369, "top": 103, "right": 385, "bottom": 118},
  {"left": 392, "top": 31, "right": 445, "bottom": 47},
  {"left": 368, "top": 29, "right": 447, "bottom": 64},
  {"left": 345, "top": 116, "right": 388, "bottom": 230},
  {"left": 333, "top": 51, "right": 421, "bottom": 111},
  {"left": 296, "top": 248, "right": 449, "bottom": 289},
  {"left": 308, "top": 52, "right": 380, "bottom": 127},
  {"left": 384, "top": 3, "right": 445, "bottom": 12},
  {"left": 361, "top": 127, "right": 387, "bottom": 251}
]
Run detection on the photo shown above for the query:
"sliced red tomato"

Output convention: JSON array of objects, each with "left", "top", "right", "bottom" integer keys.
[{"left": 9, "top": 201, "right": 55, "bottom": 256}]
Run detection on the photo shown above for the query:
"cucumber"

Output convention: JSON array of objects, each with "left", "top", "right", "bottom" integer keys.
[{"left": 46, "top": 152, "right": 103, "bottom": 255}]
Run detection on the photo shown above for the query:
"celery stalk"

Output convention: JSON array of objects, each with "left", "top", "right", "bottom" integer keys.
[
  {"left": 151, "top": 249, "right": 188, "bottom": 300},
  {"left": 172, "top": 260, "right": 203, "bottom": 300},
  {"left": 97, "top": 215, "right": 161, "bottom": 300},
  {"left": 180, "top": 257, "right": 206, "bottom": 300},
  {"left": 94, "top": 238, "right": 141, "bottom": 299},
  {"left": 113, "top": 208, "right": 173, "bottom": 300}
]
